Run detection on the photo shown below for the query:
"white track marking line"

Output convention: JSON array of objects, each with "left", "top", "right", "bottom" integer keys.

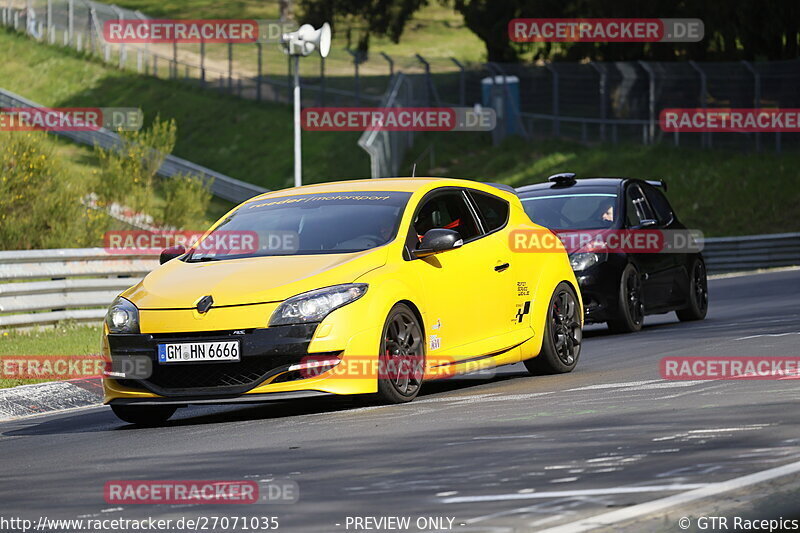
[
  {"left": 536, "top": 459, "right": 800, "bottom": 533},
  {"left": 440, "top": 484, "right": 708, "bottom": 504},
  {"left": 734, "top": 331, "right": 800, "bottom": 341}
]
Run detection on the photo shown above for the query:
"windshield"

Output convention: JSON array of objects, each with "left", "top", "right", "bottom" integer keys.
[
  {"left": 187, "top": 191, "right": 412, "bottom": 261},
  {"left": 520, "top": 193, "right": 618, "bottom": 230}
]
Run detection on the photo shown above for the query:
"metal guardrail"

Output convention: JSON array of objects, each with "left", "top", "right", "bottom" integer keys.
[
  {"left": 0, "top": 233, "right": 798, "bottom": 328},
  {"left": 0, "top": 88, "right": 268, "bottom": 204},
  {"left": 0, "top": 248, "right": 158, "bottom": 328},
  {"left": 701, "top": 232, "right": 800, "bottom": 274}
]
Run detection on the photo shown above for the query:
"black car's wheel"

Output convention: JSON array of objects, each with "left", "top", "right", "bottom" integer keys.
[
  {"left": 373, "top": 303, "right": 425, "bottom": 404},
  {"left": 110, "top": 404, "right": 177, "bottom": 426},
  {"left": 676, "top": 258, "right": 708, "bottom": 322},
  {"left": 608, "top": 263, "right": 644, "bottom": 333},
  {"left": 524, "top": 282, "right": 582, "bottom": 375}
]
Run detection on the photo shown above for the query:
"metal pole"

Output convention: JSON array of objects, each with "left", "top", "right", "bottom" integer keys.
[
  {"left": 589, "top": 62, "right": 607, "bottom": 141},
  {"left": 688, "top": 60, "right": 708, "bottom": 148},
  {"left": 416, "top": 54, "right": 433, "bottom": 106},
  {"left": 381, "top": 52, "right": 394, "bottom": 80},
  {"left": 293, "top": 55, "right": 302, "bottom": 187},
  {"left": 68, "top": 0, "right": 73, "bottom": 45},
  {"left": 741, "top": 60, "right": 761, "bottom": 152},
  {"left": 545, "top": 64, "right": 560, "bottom": 136},
  {"left": 200, "top": 39, "right": 206, "bottom": 85},
  {"left": 348, "top": 50, "right": 361, "bottom": 106},
  {"left": 256, "top": 42, "right": 262, "bottom": 101},
  {"left": 319, "top": 56, "right": 325, "bottom": 106},
  {"left": 450, "top": 57, "right": 466, "bottom": 106},
  {"left": 227, "top": 42, "right": 233, "bottom": 92},
  {"left": 638, "top": 61, "right": 656, "bottom": 144},
  {"left": 172, "top": 41, "right": 178, "bottom": 79},
  {"left": 46, "top": 0, "right": 51, "bottom": 34}
]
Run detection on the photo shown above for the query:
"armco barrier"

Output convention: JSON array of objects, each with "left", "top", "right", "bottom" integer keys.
[
  {"left": 0, "top": 88, "right": 268, "bottom": 204},
  {"left": 701, "top": 232, "right": 800, "bottom": 274},
  {"left": 0, "top": 233, "right": 797, "bottom": 328},
  {"left": 0, "top": 248, "right": 158, "bottom": 328}
]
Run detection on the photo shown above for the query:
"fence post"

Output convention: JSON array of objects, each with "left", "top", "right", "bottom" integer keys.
[
  {"left": 46, "top": 0, "right": 51, "bottom": 34},
  {"left": 741, "top": 60, "right": 761, "bottom": 152},
  {"left": 172, "top": 41, "right": 178, "bottom": 79},
  {"left": 688, "top": 60, "right": 709, "bottom": 148},
  {"left": 256, "top": 42, "right": 263, "bottom": 101},
  {"left": 638, "top": 61, "right": 656, "bottom": 145},
  {"left": 450, "top": 57, "right": 466, "bottom": 106},
  {"left": 110, "top": 5, "right": 126, "bottom": 70},
  {"left": 348, "top": 50, "right": 362, "bottom": 106},
  {"left": 545, "top": 64, "right": 560, "bottom": 136},
  {"left": 380, "top": 52, "right": 394, "bottom": 81},
  {"left": 200, "top": 39, "right": 206, "bottom": 86},
  {"left": 589, "top": 62, "right": 607, "bottom": 141},
  {"left": 68, "top": 0, "right": 73, "bottom": 45},
  {"left": 228, "top": 42, "right": 233, "bottom": 93}
]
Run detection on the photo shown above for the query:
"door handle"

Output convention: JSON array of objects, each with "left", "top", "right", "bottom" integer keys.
[{"left": 494, "top": 262, "right": 510, "bottom": 272}]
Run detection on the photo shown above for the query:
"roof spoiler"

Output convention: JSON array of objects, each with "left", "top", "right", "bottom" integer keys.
[
  {"left": 646, "top": 179, "right": 667, "bottom": 191},
  {"left": 547, "top": 172, "right": 577, "bottom": 185}
]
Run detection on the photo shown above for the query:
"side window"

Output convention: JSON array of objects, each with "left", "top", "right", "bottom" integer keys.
[
  {"left": 625, "top": 184, "right": 656, "bottom": 227},
  {"left": 642, "top": 185, "right": 674, "bottom": 225},
  {"left": 469, "top": 191, "right": 509, "bottom": 232},
  {"left": 412, "top": 191, "right": 481, "bottom": 242}
]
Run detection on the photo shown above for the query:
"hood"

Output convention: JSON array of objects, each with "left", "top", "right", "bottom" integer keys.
[{"left": 123, "top": 247, "right": 388, "bottom": 309}]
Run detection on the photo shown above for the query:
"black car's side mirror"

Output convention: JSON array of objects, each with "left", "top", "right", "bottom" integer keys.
[
  {"left": 159, "top": 245, "right": 186, "bottom": 265},
  {"left": 413, "top": 229, "right": 463, "bottom": 258}
]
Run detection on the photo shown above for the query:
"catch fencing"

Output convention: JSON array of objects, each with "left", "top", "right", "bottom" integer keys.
[{"left": 1, "top": 233, "right": 798, "bottom": 328}]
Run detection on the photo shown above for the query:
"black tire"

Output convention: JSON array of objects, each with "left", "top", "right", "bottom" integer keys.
[
  {"left": 524, "top": 282, "right": 582, "bottom": 375},
  {"left": 110, "top": 404, "right": 177, "bottom": 426},
  {"left": 372, "top": 303, "right": 425, "bottom": 404},
  {"left": 676, "top": 258, "right": 708, "bottom": 322},
  {"left": 607, "top": 263, "right": 644, "bottom": 333}
]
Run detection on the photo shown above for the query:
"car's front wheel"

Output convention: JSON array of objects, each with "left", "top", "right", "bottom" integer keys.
[
  {"left": 676, "top": 258, "right": 708, "bottom": 321},
  {"left": 524, "top": 282, "right": 582, "bottom": 375},
  {"left": 110, "top": 404, "right": 177, "bottom": 426},
  {"left": 373, "top": 303, "right": 425, "bottom": 404}
]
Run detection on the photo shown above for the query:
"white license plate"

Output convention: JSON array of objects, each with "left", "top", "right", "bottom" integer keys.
[{"left": 157, "top": 341, "right": 240, "bottom": 364}]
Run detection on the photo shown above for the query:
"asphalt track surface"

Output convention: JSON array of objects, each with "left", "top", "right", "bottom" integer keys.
[{"left": 1, "top": 269, "right": 799, "bottom": 533}]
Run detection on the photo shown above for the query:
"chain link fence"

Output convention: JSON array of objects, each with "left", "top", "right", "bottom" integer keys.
[{"left": 2, "top": 0, "right": 799, "bottom": 178}]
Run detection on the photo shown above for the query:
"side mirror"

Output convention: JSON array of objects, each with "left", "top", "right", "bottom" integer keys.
[
  {"left": 159, "top": 245, "right": 186, "bottom": 265},
  {"left": 413, "top": 228, "right": 463, "bottom": 258}
]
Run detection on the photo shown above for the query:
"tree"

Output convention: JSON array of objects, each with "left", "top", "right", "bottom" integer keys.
[{"left": 299, "top": 0, "right": 428, "bottom": 54}]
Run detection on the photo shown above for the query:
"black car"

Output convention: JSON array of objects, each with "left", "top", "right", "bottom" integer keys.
[{"left": 516, "top": 173, "right": 708, "bottom": 333}]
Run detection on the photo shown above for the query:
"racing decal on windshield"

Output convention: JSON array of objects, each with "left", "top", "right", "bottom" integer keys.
[
  {"left": 514, "top": 301, "right": 532, "bottom": 323},
  {"left": 246, "top": 193, "right": 396, "bottom": 210}
]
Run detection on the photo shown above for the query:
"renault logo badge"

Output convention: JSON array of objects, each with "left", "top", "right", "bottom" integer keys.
[{"left": 196, "top": 295, "right": 214, "bottom": 314}]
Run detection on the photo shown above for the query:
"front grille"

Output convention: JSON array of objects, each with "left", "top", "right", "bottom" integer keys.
[{"left": 109, "top": 325, "right": 318, "bottom": 397}]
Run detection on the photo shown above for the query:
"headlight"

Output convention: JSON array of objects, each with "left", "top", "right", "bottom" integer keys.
[
  {"left": 569, "top": 252, "right": 605, "bottom": 272},
  {"left": 269, "top": 284, "right": 368, "bottom": 326},
  {"left": 105, "top": 296, "right": 140, "bottom": 334}
]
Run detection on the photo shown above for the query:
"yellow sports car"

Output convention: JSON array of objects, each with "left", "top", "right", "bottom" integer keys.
[{"left": 103, "top": 178, "right": 582, "bottom": 425}]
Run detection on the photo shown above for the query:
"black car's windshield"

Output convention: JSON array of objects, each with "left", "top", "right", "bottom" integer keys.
[
  {"left": 520, "top": 192, "right": 618, "bottom": 230},
  {"left": 186, "top": 191, "right": 412, "bottom": 261}
]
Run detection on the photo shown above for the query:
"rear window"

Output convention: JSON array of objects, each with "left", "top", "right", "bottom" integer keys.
[
  {"left": 469, "top": 191, "right": 509, "bottom": 232},
  {"left": 519, "top": 193, "right": 618, "bottom": 230}
]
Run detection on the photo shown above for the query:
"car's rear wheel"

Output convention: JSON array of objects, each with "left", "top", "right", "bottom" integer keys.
[
  {"left": 608, "top": 264, "right": 644, "bottom": 333},
  {"left": 524, "top": 282, "right": 582, "bottom": 375},
  {"left": 676, "top": 258, "right": 708, "bottom": 321},
  {"left": 110, "top": 404, "right": 177, "bottom": 426},
  {"left": 373, "top": 303, "right": 425, "bottom": 404}
]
